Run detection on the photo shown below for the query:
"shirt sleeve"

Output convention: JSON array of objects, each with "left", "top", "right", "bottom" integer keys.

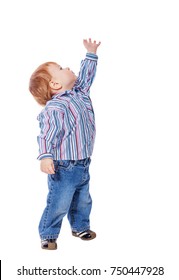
[
  {"left": 74, "top": 53, "right": 98, "bottom": 95},
  {"left": 37, "top": 109, "right": 63, "bottom": 160}
]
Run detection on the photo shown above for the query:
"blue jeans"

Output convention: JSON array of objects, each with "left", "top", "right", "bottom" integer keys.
[{"left": 39, "top": 158, "right": 92, "bottom": 240}]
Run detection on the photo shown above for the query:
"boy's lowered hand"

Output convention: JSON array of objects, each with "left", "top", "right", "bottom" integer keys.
[
  {"left": 83, "top": 38, "right": 101, "bottom": 54},
  {"left": 40, "top": 158, "right": 55, "bottom": 174}
]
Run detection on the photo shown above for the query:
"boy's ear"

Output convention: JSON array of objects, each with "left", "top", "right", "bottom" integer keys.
[{"left": 49, "top": 80, "right": 62, "bottom": 90}]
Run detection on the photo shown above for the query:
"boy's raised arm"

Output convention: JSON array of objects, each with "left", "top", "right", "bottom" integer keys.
[{"left": 74, "top": 38, "right": 101, "bottom": 95}]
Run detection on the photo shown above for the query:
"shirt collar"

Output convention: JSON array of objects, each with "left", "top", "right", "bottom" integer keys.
[{"left": 52, "top": 90, "right": 73, "bottom": 99}]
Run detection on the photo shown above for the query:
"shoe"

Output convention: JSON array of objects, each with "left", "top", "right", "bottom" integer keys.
[
  {"left": 41, "top": 239, "right": 57, "bottom": 250},
  {"left": 72, "top": 230, "right": 96, "bottom": 240}
]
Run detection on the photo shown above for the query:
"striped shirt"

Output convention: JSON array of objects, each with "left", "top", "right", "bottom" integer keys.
[{"left": 37, "top": 53, "right": 98, "bottom": 160}]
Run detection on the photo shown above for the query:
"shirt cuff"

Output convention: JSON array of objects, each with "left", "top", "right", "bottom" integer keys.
[
  {"left": 86, "top": 53, "right": 98, "bottom": 61},
  {"left": 37, "top": 153, "right": 53, "bottom": 160}
]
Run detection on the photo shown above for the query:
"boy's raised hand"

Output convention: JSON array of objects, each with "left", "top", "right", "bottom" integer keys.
[{"left": 83, "top": 38, "right": 101, "bottom": 54}]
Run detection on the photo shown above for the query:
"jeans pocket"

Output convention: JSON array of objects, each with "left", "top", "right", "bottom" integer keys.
[{"left": 59, "top": 160, "right": 71, "bottom": 170}]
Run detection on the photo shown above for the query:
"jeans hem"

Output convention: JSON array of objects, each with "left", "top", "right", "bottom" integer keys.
[
  {"left": 72, "top": 227, "right": 90, "bottom": 233},
  {"left": 40, "top": 234, "right": 59, "bottom": 240}
]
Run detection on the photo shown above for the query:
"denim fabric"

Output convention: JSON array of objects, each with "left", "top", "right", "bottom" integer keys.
[{"left": 39, "top": 158, "right": 92, "bottom": 240}]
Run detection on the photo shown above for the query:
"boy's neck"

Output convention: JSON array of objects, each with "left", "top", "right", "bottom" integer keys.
[{"left": 52, "top": 81, "right": 76, "bottom": 95}]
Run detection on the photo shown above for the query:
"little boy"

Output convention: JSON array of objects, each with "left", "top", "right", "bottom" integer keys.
[{"left": 29, "top": 38, "right": 101, "bottom": 250}]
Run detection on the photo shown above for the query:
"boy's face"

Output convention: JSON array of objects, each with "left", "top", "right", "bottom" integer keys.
[{"left": 48, "top": 63, "right": 77, "bottom": 91}]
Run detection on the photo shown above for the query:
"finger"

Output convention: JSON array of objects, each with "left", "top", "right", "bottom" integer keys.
[
  {"left": 51, "top": 162, "right": 55, "bottom": 173},
  {"left": 47, "top": 167, "right": 55, "bottom": 174},
  {"left": 49, "top": 170, "right": 55, "bottom": 174},
  {"left": 83, "top": 39, "right": 87, "bottom": 46},
  {"left": 45, "top": 164, "right": 54, "bottom": 174},
  {"left": 89, "top": 38, "right": 92, "bottom": 43}
]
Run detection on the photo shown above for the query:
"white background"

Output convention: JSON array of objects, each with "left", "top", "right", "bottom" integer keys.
[{"left": 0, "top": 0, "right": 179, "bottom": 279}]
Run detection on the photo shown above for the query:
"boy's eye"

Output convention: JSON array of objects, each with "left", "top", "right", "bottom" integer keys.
[{"left": 59, "top": 66, "right": 63, "bottom": 70}]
